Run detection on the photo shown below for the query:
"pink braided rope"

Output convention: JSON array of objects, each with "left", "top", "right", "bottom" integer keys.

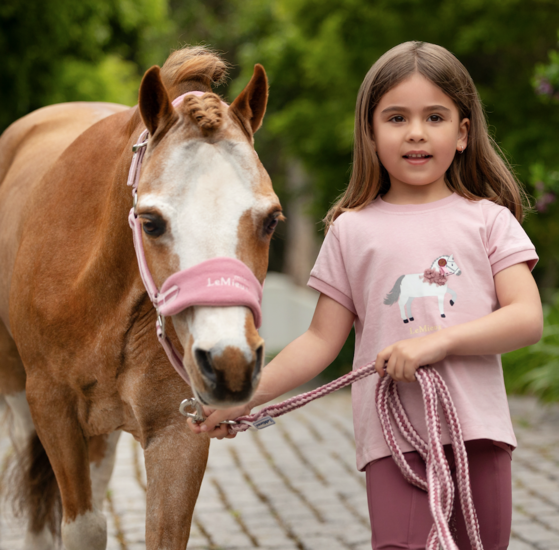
[
  {"left": 377, "top": 367, "right": 484, "bottom": 550},
  {"left": 228, "top": 361, "right": 377, "bottom": 433},
  {"left": 227, "top": 361, "right": 483, "bottom": 550}
]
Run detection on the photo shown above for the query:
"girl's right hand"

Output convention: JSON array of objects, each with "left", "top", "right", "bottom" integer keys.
[{"left": 187, "top": 403, "right": 251, "bottom": 440}]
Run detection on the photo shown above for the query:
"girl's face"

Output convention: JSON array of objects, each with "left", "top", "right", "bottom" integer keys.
[{"left": 371, "top": 72, "right": 469, "bottom": 202}]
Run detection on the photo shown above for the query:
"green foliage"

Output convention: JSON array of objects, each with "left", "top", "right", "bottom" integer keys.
[
  {"left": 231, "top": 0, "right": 559, "bottom": 222},
  {"left": 45, "top": 55, "right": 141, "bottom": 106},
  {"left": 503, "top": 294, "right": 559, "bottom": 402},
  {"left": 533, "top": 31, "right": 559, "bottom": 103},
  {"left": 0, "top": 0, "right": 168, "bottom": 130}
]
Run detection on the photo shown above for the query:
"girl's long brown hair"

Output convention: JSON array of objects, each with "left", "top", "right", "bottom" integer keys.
[{"left": 324, "top": 41, "right": 529, "bottom": 229}]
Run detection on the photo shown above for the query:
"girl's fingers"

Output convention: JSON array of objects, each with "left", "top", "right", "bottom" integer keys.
[
  {"left": 386, "top": 354, "right": 398, "bottom": 380},
  {"left": 374, "top": 356, "right": 385, "bottom": 376},
  {"left": 201, "top": 405, "right": 215, "bottom": 417},
  {"left": 186, "top": 418, "right": 202, "bottom": 434},
  {"left": 375, "top": 347, "right": 392, "bottom": 377}
]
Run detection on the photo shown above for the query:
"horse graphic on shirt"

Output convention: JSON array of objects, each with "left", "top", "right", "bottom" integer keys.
[{"left": 384, "top": 255, "right": 462, "bottom": 323}]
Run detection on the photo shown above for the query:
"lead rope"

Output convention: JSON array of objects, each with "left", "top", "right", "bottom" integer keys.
[
  {"left": 376, "top": 368, "right": 484, "bottom": 550},
  {"left": 214, "top": 363, "right": 483, "bottom": 550}
]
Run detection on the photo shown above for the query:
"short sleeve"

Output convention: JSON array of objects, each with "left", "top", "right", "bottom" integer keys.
[
  {"left": 485, "top": 206, "right": 538, "bottom": 276},
  {"left": 307, "top": 225, "right": 356, "bottom": 314}
]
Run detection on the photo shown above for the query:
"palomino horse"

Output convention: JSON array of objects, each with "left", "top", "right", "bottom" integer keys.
[{"left": 0, "top": 47, "right": 281, "bottom": 549}]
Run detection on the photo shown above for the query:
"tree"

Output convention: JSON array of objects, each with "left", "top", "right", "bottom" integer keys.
[
  {"left": 0, "top": 0, "right": 169, "bottom": 131},
  {"left": 229, "top": 0, "right": 559, "bottom": 285},
  {"left": 222, "top": 0, "right": 559, "bottom": 378}
]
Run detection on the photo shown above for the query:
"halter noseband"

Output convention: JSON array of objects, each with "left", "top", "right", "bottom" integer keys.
[{"left": 127, "top": 91, "right": 263, "bottom": 385}]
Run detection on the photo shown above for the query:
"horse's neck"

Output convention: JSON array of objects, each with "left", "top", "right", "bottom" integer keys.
[{"left": 72, "top": 108, "right": 146, "bottom": 301}]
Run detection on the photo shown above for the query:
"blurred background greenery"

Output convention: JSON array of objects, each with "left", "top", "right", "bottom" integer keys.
[{"left": 2, "top": 0, "right": 559, "bottom": 401}]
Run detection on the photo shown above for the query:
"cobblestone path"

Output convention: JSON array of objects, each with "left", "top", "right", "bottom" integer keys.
[{"left": 1, "top": 393, "right": 558, "bottom": 550}]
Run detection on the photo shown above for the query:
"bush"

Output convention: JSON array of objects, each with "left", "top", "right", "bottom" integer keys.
[{"left": 502, "top": 294, "right": 559, "bottom": 403}]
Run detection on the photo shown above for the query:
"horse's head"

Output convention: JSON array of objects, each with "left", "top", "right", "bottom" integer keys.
[
  {"left": 134, "top": 50, "right": 282, "bottom": 408},
  {"left": 433, "top": 255, "right": 462, "bottom": 276}
]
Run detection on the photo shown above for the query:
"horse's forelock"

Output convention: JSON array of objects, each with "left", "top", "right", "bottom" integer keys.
[
  {"left": 181, "top": 94, "right": 224, "bottom": 133},
  {"left": 160, "top": 47, "right": 229, "bottom": 98}
]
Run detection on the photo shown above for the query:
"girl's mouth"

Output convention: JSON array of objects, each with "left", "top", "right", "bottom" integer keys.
[{"left": 403, "top": 153, "right": 432, "bottom": 165}]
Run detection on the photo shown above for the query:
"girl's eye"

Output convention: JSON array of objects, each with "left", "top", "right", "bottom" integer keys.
[
  {"left": 141, "top": 215, "right": 167, "bottom": 237},
  {"left": 428, "top": 114, "right": 443, "bottom": 122},
  {"left": 389, "top": 115, "right": 405, "bottom": 123}
]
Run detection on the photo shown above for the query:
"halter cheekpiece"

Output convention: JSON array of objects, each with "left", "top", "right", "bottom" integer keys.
[{"left": 127, "top": 91, "right": 263, "bottom": 386}]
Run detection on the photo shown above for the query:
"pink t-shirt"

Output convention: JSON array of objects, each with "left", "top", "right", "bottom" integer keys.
[{"left": 308, "top": 194, "right": 538, "bottom": 471}]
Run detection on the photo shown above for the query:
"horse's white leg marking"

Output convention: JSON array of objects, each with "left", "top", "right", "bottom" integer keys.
[
  {"left": 448, "top": 287, "right": 457, "bottom": 306},
  {"left": 398, "top": 294, "right": 408, "bottom": 321},
  {"left": 62, "top": 509, "right": 107, "bottom": 550},
  {"left": 23, "top": 528, "right": 55, "bottom": 550},
  {"left": 4, "top": 391, "right": 35, "bottom": 453},
  {"left": 405, "top": 298, "right": 415, "bottom": 320},
  {"left": 90, "top": 431, "right": 121, "bottom": 510},
  {"left": 437, "top": 294, "right": 446, "bottom": 317},
  {"left": 5, "top": 392, "right": 57, "bottom": 549}
]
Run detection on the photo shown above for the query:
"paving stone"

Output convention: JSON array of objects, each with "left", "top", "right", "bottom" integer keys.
[{"left": 1, "top": 393, "right": 558, "bottom": 549}]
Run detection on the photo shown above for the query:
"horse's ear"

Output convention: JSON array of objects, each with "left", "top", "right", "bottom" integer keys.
[
  {"left": 230, "top": 64, "right": 268, "bottom": 137},
  {"left": 139, "top": 66, "right": 177, "bottom": 136}
]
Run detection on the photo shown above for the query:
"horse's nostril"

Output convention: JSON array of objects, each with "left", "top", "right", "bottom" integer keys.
[
  {"left": 195, "top": 348, "right": 217, "bottom": 385},
  {"left": 252, "top": 344, "right": 264, "bottom": 383}
]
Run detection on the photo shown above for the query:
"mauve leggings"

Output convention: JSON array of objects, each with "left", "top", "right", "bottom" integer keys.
[{"left": 365, "top": 439, "right": 512, "bottom": 550}]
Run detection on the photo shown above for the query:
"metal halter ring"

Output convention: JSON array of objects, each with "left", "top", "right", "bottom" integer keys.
[
  {"left": 180, "top": 398, "right": 205, "bottom": 423},
  {"left": 157, "top": 313, "right": 166, "bottom": 339},
  {"left": 179, "top": 397, "right": 238, "bottom": 426},
  {"left": 132, "top": 140, "right": 148, "bottom": 153}
]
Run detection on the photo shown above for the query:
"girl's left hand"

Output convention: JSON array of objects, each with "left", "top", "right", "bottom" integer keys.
[{"left": 375, "top": 332, "right": 449, "bottom": 382}]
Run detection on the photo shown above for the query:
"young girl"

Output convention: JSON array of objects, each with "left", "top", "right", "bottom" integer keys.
[{"left": 189, "top": 41, "right": 543, "bottom": 550}]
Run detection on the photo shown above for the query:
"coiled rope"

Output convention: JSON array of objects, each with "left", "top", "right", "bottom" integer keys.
[
  {"left": 227, "top": 362, "right": 484, "bottom": 549},
  {"left": 376, "top": 367, "right": 483, "bottom": 550}
]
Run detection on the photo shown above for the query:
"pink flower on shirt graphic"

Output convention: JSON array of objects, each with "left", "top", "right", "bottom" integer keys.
[{"left": 383, "top": 255, "right": 462, "bottom": 323}]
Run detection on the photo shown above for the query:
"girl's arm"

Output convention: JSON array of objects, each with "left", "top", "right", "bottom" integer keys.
[
  {"left": 189, "top": 293, "right": 355, "bottom": 438},
  {"left": 375, "top": 261, "right": 543, "bottom": 382}
]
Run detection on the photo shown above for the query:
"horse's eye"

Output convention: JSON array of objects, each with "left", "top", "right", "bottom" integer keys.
[
  {"left": 264, "top": 213, "right": 280, "bottom": 235},
  {"left": 141, "top": 215, "right": 167, "bottom": 237}
]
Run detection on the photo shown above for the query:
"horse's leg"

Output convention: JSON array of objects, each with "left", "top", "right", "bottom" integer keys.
[
  {"left": 0, "top": 321, "right": 57, "bottom": 549},
  {"left": 405, "top": 298, "right": 415, "bottom": 321},
  {"left": 143, "top": 426, "right": 209, "bottom": 550},
  {"left": 25, "top": 376, "right": 107, "bottom": 550},
  {"left": 89, "top": 431, "right": 121, "bottom": 510},
  {"left": 437, "top": 292, "right": 446, "bottom": 318},
  {"left": 0, "top": 320, "right": 30, "bottom": 451},
  {"left": 448, "top": 287, "right": 457, "bottom": 307},
  {"left": 398, "top": 294, "right": 409, "bottom": 323}
]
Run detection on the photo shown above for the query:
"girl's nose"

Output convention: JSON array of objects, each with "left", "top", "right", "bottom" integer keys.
[{"left": 406, "top": 120, "right": 426, "bottom": 141}]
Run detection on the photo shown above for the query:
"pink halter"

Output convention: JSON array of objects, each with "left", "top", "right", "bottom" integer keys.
[{"left": 127, "top": 91, "right": 263, "bottom": 385}]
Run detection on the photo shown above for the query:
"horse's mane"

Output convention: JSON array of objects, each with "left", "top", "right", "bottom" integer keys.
[{"left": 160, "top": 46, "right": 229, "bottom": 99}]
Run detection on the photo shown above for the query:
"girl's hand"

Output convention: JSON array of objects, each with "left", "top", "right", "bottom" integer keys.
[
  {"left": 375, "top": 332, "right": 449, "bottom": 382},
  {"left": 187, "top": 403, "right": 251, "bottom": 440}
]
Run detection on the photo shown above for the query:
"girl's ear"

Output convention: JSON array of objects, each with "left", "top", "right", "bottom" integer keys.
[{"left": 457, "top": 118, "right": 470, "bottom": 153}]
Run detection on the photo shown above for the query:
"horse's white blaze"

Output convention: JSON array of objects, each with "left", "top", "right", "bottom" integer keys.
[
  {"left": 90, "top": 431, "right": 121, "bottom": 510},
  {"left": 62, "top": 510, "right": 107, "bottom": 550},
  {"left": 138, "top": 139, "right": 264, "bottom": 359},
  {"left": 5, "top": 391, "right": 35, "bottom": 453}
]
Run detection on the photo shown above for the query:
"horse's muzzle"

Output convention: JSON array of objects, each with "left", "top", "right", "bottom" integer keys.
[{"left": 193, "top": 342, "right": 264, "bottom": 407}]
